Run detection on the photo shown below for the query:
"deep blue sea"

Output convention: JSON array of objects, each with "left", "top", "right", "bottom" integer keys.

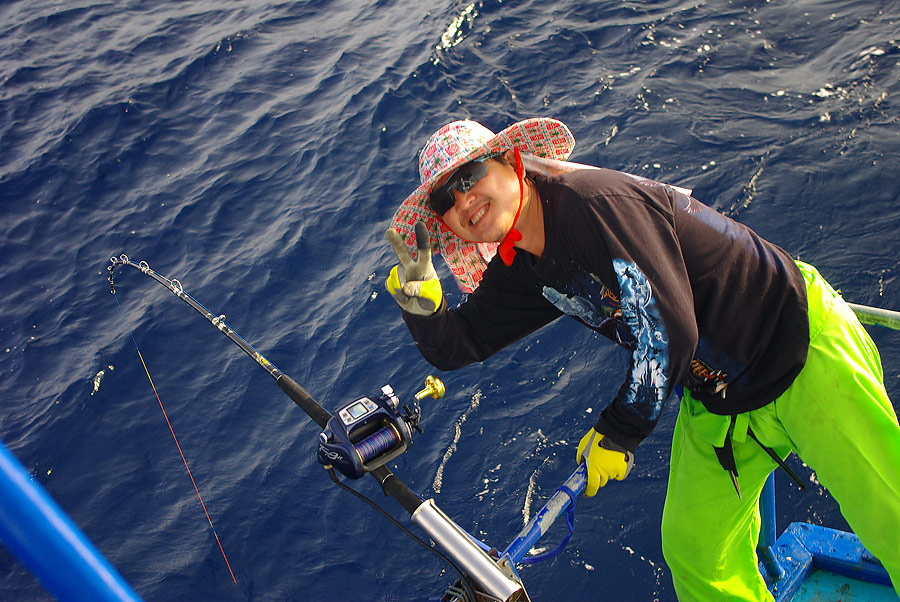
[{"left": 2, "top": 0, "right": 899, "bottom": 600}]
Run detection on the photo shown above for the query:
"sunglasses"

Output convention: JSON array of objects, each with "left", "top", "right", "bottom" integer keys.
[{"left": 428, "top": 153, "right": 502, "bottom": 216}]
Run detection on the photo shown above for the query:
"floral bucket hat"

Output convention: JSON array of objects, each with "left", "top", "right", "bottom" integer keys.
[{"left": 388, "top": 117, "right": 576, "bottom": 293}]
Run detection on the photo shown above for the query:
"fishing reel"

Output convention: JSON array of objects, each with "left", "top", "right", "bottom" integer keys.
[{"left": 317, "top": 376, "right": 444, "bottom": 479}]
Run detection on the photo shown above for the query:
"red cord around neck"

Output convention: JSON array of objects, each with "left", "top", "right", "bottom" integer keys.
[{"left": 497, "top": 148, "right": 524, "bottom": 266}]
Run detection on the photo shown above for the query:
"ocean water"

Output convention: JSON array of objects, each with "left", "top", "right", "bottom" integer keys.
[{"left": 1, "top": 0, "right": 899, "bottom": 600}]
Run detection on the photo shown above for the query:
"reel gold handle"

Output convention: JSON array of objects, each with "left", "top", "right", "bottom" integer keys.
[{"left": 415, "top": 375, "right": 445, "bottom": 402}]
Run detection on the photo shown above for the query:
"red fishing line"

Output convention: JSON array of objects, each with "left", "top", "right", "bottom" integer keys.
[{"left": 114, "top": 294, "right": 237, "bottom": 585}]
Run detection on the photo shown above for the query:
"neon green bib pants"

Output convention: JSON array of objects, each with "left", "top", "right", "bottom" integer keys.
[{"left": 661, "top": 262, "right": 900, "bottom": 600}]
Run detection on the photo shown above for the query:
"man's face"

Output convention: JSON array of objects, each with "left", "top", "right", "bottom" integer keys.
[{"left": 438, "top": 151, "right": 521, "bottom": 243}]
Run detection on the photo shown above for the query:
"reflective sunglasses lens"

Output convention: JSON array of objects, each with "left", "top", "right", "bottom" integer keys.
[
  {"left": 429, "top": 183, "right": 456, "bottom": 215},
  {"left": 428, "top": 154, "right": 497, "bottom": 216},
  {"left": 453, "top": 161, "right": 489, "bottom": 194}
]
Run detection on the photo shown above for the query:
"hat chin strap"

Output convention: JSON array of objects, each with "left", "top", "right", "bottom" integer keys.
[{"left": 497, "top": 148, "right": 524, "bottom": 266}]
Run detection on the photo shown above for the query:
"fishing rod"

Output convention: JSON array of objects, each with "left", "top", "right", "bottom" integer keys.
[{"left": 107, "top": 255, "right": 528, "bottom": 602}]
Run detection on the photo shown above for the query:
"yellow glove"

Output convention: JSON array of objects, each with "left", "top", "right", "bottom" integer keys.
[
  {"left": 385, "top": 222, "right": 443, "bottom": 316},
  {"left": 576, "top": 428, "right": 634, "bottom": 497}
]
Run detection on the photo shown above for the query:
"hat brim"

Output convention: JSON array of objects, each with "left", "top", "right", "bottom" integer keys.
[{"left": 389, "top": 117, "right": 575, "bottom": 293}]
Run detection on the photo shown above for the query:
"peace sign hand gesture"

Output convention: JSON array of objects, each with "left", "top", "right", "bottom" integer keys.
[{"left": 385, "top": 222, "right": 443, "bottom": 316}]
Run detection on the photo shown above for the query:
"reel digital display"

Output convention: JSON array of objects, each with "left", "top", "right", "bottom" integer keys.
[{"left": 339, "top": 397, "right": 379, "bottom": 424}]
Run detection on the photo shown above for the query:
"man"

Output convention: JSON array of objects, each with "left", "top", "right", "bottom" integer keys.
[{"left": 384, "top": 117, "right": 900, "bottom": 600}]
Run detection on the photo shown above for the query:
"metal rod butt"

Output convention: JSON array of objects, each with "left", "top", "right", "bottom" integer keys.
[{"left": 412, "top": 499, "right": 526, "bottom": 602}]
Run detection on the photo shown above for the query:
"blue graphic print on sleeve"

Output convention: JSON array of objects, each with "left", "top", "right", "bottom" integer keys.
[
  {"left": 539, "top": 261, "right": 635, "bottom": 348},
  {"left": 538, "top": 258, "right": 669, "bottom": 422},
  {"left": 541, "top": 286, "right": 607, "bottom": 328},
  {"left": 613, "top": 259, "right": 669, "bottom": 422}
]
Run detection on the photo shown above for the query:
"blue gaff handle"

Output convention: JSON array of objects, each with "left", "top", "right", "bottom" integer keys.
[
  {"left": 502, "top": 463, "right": 587, "bottom": 564},
  {"left": 0, "top": 440, "right": 143, "bottom": 602}
]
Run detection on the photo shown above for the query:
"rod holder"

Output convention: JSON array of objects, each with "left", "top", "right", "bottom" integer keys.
[{"left": 412, "top": 499, "right": 526, "bottom": 602}]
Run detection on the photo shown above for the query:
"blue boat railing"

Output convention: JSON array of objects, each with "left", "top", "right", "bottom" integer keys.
[
  {"left": 0, "top": 439, "right": 143, "bottom": 602},
  {"left": 757, "top": 472, "right": 786, "bottom": 581}
]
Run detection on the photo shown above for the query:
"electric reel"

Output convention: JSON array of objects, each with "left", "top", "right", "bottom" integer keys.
[{"left": 317, "top": 376, "right": 445, "bottom": 479}]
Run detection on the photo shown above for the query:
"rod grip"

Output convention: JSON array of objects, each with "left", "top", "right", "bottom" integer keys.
[
  {"left": 370, "top": 466, "right": 423, "bottom": 515},
  {"left": 276, "top": 375, "right": 331, "bottom": 428}
]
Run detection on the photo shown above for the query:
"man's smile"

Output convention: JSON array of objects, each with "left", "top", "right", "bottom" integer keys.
[{"left": 469, "top": 204, "right": 488, "bottom": 227}]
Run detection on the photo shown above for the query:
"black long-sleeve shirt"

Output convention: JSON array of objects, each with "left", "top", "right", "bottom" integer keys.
[{"left": 401, "top": 168, "right": 809, "bottom": 451}]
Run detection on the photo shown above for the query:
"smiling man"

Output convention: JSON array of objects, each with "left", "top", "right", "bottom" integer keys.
[{"left": 384, "top": 118, "right": 900, "bottom": 601}]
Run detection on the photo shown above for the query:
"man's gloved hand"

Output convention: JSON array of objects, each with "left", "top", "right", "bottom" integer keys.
[
  {"left": 576, "top": 428, "right": 634, "bottom": 497},
  {"left": 385, "top": 222, "right": 443, "bottom": 316}
]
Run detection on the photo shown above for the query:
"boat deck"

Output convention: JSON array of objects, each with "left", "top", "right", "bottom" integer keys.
[
  {"left": 762, "top": 522, "right": 897, "bottom": 602},
  {"left": 792, "top": 569, "right": 896, "bottom": 601}
]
